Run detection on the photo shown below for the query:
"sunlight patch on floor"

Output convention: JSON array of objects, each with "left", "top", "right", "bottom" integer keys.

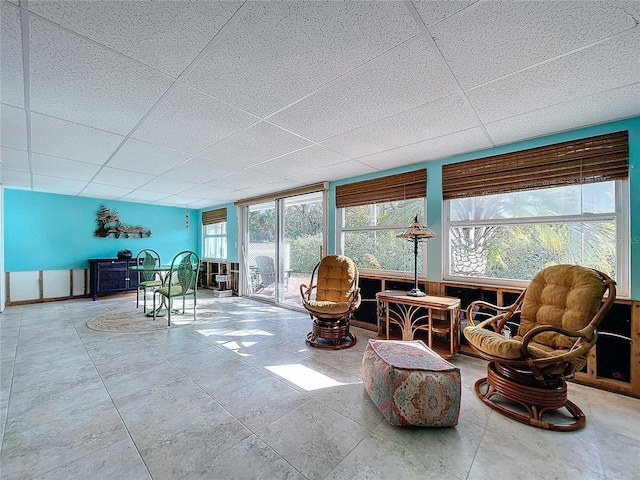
[{"left": 266, "top": 364, "right": 347, "bottom": 391}]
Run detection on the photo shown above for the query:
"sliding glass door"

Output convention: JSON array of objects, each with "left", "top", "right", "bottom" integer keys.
[{"left": 242, "top": 187, "right": 326, "bottom": 308}]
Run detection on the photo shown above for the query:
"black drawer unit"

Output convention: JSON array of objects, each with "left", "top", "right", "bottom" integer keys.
[{"left": 89, "top": 258, "right": 140, "bottom": 300}]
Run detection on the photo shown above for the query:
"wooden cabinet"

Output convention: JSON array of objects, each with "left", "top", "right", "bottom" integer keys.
[
  {"left": 200, "top": 261, "right": 239, "bottom": 296},
  {"left": 88, "top": 258, "right": 139, "bottom": 300}
]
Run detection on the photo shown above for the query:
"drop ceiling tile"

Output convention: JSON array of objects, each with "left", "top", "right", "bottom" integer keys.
[
  {"left": 321, "top": 95, "right": 477, "bottom": 158},
  {"left": 0, "top": 104, "right": 28, "bottom": 150},
  {"left": 187, "top": 199, "right": 231, "bottom": 210},
  {"left": 467, "top": 31, "right": 640, "bottom": 123},
  {"left": 285, "top": 160, "right": 377, "bottom": 184},
  {"left": 199, "top": 121, "right": 311, "bottom": 168},
  {"left": 107, "top": 139, "right": 191, "bottom": 176},
  {"left": 180, "top": 183, "right": 234, "bottom": 200},
  {"left": 431, "top": 1, "right": 640, "bottom": 89},
  {"left": 121, "top": 189, "right": 170, "bottom": 204},
  {"left": 32, "top": 153, "right": 100, "bottom": 180},
  {"left": 183, "top": 1, "right": 418, "bottom": 117},
  {"left": 1, "top": 169, "right": 30, "bottom": 187},
  {"left": 32, "top": 174, "right": 86, "bottom": 194},
  {"left": 269, "top": 36, "right": 457, "bottom": 141},
  {"left": 132, "top": 83, "right": 256, "bottom": 154},
  {"left": 80, "top": 182, "right": 134, "bottom": 199},
  {"left": 412, "top": 0, "right": 477, "bottom": 28},
  {"left": 486, "top": 84, "right": 640, "bottom": 146},
  {"left": 1, "top": 147, "right": 29, "bottom": 172},
  {"left": 31, "top": 113, "right": 123, "bottom": 165},
  {"left": 207, "top": 169, "right": 277, "bottom": 191},
  {"left": 29, "top": 17, "right": 173, "bottom": 134},
  {"left": 141, "top": 176, "right": 198, "bottom": 195},
  {"left": 249, "top": 145, "right": 349, "bottom": 175},
  {"left": 356, "top": 128, "right": 492, "bottom": 171},
  {"left": 153, "top": 194, "right": 201, "bottom": 207},
  {"left": 0, "top": 2, "right": 25, "bottom": 108},
  {"left": 92, "top": 167, "right": 156, "bottom": 189},
  {"left": 236, "top": 178, "right": 304, "bottom": 197},
  {"left": 26, "top": 0, "right": 243, "bottom": 77},
  {"left": 161, "top": 157, "right": 238, "bottom": 184}
]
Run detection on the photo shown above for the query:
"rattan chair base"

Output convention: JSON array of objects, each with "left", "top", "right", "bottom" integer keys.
[
  {"left": 475, "top": 362, "right": 586, "bottom": 432},
  {"left": 306, "top": 319, "right": 357, "bottom": 350}
]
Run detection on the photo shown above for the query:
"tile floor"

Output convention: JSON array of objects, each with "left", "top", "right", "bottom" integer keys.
[{"left": 1, "top": 290, "right": 638, "bottom": 480}]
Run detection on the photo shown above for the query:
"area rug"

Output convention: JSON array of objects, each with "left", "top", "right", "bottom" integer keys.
[{"left": 86, "top": 304, "right": 219, "bottom": 333}]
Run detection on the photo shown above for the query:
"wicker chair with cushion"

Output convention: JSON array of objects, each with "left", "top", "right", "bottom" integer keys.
[
  {"left": 153, "top": 250, "right": 199, "bottom": 326},
  {"left": 135, "top": 249, "right": 162, "bottom": 313},
  {"left": 464, "top": 264, "right": 615, "bottom": 431},
  {"left": 300, "top": 255, "right": 361, "bottom": 350}
]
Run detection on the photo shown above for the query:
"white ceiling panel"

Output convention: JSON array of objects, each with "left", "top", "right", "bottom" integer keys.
[
  {"left": 30, "top": 113, "right": 123, "bottom": 165},
  {"left": 27, "top": 0, "right": 243, "bottom": 77},
  {"left": 121, "top": 189, "right": 171, "bottom": 204},
  {"left": 180, "top": 183, "right": 234, "bottom": 200},
  {"left": 236, "top": 177, "right": 305, "bottom": 198},
  {"left": 486, "top": 84, "right": 640, "bottom": 146},
  {"left": 161, "top": 157, "right": 238, "bottom": 185},
  {"left": 468, "top": 31, "right": 640, "bottom": 124},
  {"left": 285, "top": 160, "right": 377, "bottom": 184},
  {"left": 184, "top": 0, "right": 419, "bottom": 117},
  {"left": 80, "top": 182, "right": 134, "bottom": 199},
  {"left": 322, "top": 95, "right": 479, "bottom": 158},
  {"left": 411, "top": 0, "right": 477, "bottom": 28},
  {"left": 0, "top": 2, "right": 25, "bottom": 108},
  {"left": 431, "top": 1, "right": 640, "bottom": 89},
  {"left": 0, "top": 104, "right": 28, "bottom": 150},
  {"left": 154, "top": 194, "right": 201, "bottom": 207},
  {"left": 91, "top": 167, "right": 156, "bottom": 189},
  {"left": 269, "top": 36, "right": 457, "bottom": 141},
  {"left": 1, "top": 146, "right": 29, "bottom": 172},
  {"left": 1, "top": 169, "right": 30, "bottom": 187},
  {"left": 140, "top": 176, "right": 198, "bottom": 195},
  {"left": 357, "top": 128, "right": 493, "bottom": 171},
  {"left": 29, "top": 17, "right": 173, "bottom": 134},
  {"left": 199, "top": 121, "right": 312, "bottom": 168},
  {"left": 132, "top": 83, "right": 257, "bottom": 154},
  {"left": 106, "top": 138, "right": 191, "bottom": 176},
  {"left": 31, "top": 153, "right": 100, "bottom": 181},
  {"left": 249, "top": 145, "right": 349, "bottom": 176},
  {"left": 208, "top": 169, "right": 278, "bottom": 191},
  {"left": 32, "top": 174, "right": 86, "bottom": 195}
]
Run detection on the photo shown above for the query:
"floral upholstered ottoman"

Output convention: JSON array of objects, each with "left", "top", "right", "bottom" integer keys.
[{"left": 362, "top": 339, "right": 461, "bottom": 427}]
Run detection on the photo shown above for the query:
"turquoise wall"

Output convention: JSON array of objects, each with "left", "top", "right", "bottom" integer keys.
[{"left": 4, "top": 190, "right": 198, "bottom": 271}]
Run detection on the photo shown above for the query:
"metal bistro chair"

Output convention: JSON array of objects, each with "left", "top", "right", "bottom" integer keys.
[
  {"left": 153, "top": 250, "right": 199, "bottom": 326},
  {"left": 135, "top": 249, "right": 162, "bottom": 313}
]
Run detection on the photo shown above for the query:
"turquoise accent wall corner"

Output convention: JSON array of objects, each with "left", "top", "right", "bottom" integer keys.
[{"left": 4, "top": 190, "right": 198, "bottom": 271}]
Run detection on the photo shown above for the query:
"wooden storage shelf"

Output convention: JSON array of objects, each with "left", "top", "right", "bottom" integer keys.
[
  {"left": 358, "top": 272, "right": 640, "bottom": 398},
  {"left": 200, "top": 261, "right": 239, "bottom": 296}
]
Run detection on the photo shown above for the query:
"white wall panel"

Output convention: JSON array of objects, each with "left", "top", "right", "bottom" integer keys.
[
  {"left": 42, "top": 270, "right": 70, "bottom": 299},
  {"left": 8, "top": 271, "right": 40, "bottom": 302}
]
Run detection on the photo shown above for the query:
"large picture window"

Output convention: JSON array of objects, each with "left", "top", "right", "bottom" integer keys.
[
  {"left": 443, "top": 131, "right": 629, "bottom": 295},
  {"left": 336, "top": 170, "right": 427, "bottom": 273},
  {"left": 202, "top": 208, "right": 227, "bottom": 260}
]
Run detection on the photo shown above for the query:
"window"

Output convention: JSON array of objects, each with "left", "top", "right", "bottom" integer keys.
[
  {"left": 202, "top": 208, "right": 227, "bottom": 260},
  {"left": 336, "top": 170, "right": 427, "bottom": 273},
  {"left": 443, "top": 131, "right": 629, "bottom": 295}
]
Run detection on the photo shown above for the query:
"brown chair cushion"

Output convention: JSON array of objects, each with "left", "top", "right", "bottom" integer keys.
[
  {"left": 315, "top": 255, "right": 358, "bottom": 303},
  {"left": 518, "top": 264, "right": 606, "bottom": 349},
  {"left": 304, "top": 300, "right": 352, "bottom": 315}
]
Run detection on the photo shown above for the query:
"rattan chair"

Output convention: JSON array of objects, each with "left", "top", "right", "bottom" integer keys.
[
  {"left": 463, "top": 264, "right": 615, "bottom": 431},
  {"left": 153, "top": 250, "right": 199, "bottom": 326},
  {"left": 135, "top": 249, "right": 162, "bottom": 313},
  {"left": 300, "top": 255, "right": 360, "bottom": 349}
]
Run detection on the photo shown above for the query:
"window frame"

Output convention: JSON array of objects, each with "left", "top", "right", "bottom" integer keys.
[
  {"left": 202, "top": 220, "right": 228, "bottom": 261},
  {"left": 443, "top": 179, "right": 630, "bottom": 297}
]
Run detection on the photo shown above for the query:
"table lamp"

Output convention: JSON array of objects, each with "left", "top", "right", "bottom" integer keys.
[{"left": 396, "top": 215, "right": 436, "bottom": 296}]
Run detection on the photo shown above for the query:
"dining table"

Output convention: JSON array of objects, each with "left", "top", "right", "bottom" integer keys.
[{"left": 129, "top": 263, "right": 175, "bottom": 317}]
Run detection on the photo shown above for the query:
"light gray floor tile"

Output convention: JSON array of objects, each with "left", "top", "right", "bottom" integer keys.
[{"left": 189, "top": 358, "right": 268, "bottom": 399}]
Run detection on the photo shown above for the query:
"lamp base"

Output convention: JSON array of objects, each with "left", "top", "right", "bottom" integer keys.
[{"left": 406, "top": 288, "right": 426, "bottom": 297}]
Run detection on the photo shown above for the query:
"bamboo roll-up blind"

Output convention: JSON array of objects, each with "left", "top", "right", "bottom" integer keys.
[
  {"left": 201, "top": 207, "right": 227, "bottom": 225},
  {"left": 442, "top": 131, "right": 628, "bottom": 200},
  {"left": 335, "top": 169, "right": 427, "bottom": 208}
]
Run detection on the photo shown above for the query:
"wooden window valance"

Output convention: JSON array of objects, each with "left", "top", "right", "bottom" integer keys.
[
  {"left": 202, "top": 207, "right": 227, "bottom": 225},
  {"left": 335, "top": 169, "right": 427, "bottom": 209},
  {"left": 442, "top": 131, "right": 629, "bottom": 200}
]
